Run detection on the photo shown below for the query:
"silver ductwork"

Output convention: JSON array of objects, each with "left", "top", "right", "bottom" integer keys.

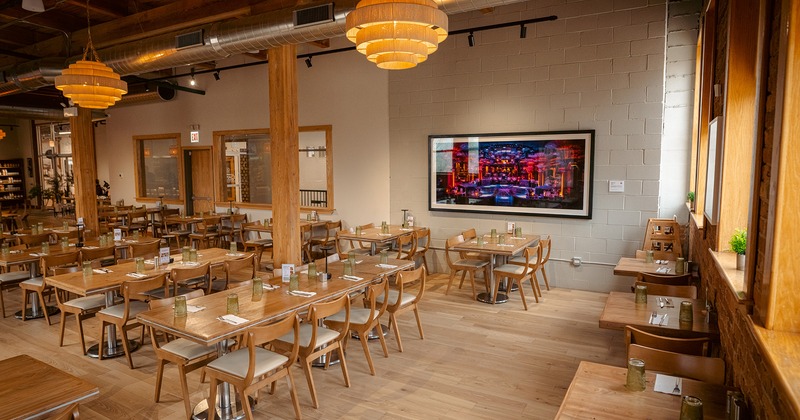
[
  {"left": 0, "top": 105, "right": 106, "bottom": 120},
  {"left": 0, "top": 0, "right": 530, "bottom": 98},
  {"left": 115, "top": 84, "right": 177, "bottom": 107}
]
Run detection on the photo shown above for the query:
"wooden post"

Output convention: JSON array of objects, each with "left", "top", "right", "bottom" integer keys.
[
  {"left": 70, "top": 107, "right": 99, "bottom": 236},
  {"left": 268, "top": 45, "right": 301, "bottom": 266}
]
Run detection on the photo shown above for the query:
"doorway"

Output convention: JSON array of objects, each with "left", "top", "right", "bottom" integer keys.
[{"left": 183, "top": 147, "right": 214, "bottom": 215}]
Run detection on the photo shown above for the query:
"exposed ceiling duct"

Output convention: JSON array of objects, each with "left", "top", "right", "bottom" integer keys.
[
  {"left": 115, "top": 84, "right": 177, "bottom": 107},
  {"left": 0, "top": 105, "right": 105, "bottom": 121},
  {"left": 0, "top": 0, "right": 530, "bottom": 98}
]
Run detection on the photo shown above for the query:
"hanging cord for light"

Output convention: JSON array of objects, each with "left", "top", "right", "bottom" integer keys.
[{"left": 54, "top": 0, "right": 127, "bottom": 109}]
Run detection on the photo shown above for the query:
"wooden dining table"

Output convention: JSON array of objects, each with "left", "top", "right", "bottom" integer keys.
[
  {"left": 336, "top": 224, "right": 425, "bottom": 255},
  {"left": 451, "top": 233, "right": 540, "bottom": 304},
  {"left": 556, "top": 360, "right": 731, "bottom": 419},
  {"left": 45, "top": 247, "right": 252, "bottom": 359},
  {"left": 0, "top": 354, "right": 99, "bottom": 419},
  {"left": 137, "top": 256, "right": 409, "bottom": 420},
  {"left": 599, "top": 291, "right": 719, "bottom": 338},
  {"left": 614, "top": 257, "right": 677, "bottom": 277}
]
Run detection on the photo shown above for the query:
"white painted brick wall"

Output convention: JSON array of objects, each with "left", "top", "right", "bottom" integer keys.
[{"left": 388, "top": 0, "right": 697, "bottom": 293}]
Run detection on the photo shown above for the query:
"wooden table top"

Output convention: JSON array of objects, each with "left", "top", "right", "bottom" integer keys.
[
  {"left": 337, "top": 225, "right": 425, "bottom": 244},
  {"left": 137, "top": 257, "right": 405, "bottom": 346},
  {"left": 555, "top": 361, "right": 730, "bottom": 419},
  {"left": 243, "top": 220, "right": 328, "bottom": 234},
  {"left": 0, "top": 244, "right": 78, "bottom": 267},
  {"left": 451, "top": 233, "right": 540, "bottom": 257},
  {"left": 45, "top": 247, "right": 251, "bottom": 297},
  {"left": 614, "top": 257, "right": 677, "bottom": 277},
  {"left": 0, "top": 354, "right": 99, "bottom": 420},
  {"left": 599, "top": 292, "right": 718, "bottom": 337}
]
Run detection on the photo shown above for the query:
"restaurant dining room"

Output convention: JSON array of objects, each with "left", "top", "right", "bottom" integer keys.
[{"left": 0, "top": 0, "right": 797, "bottom": 418}]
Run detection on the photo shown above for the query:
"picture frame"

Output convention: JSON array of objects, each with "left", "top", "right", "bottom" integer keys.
[{"left": 429, "top": 130, "right": 595, "bottom": 218}]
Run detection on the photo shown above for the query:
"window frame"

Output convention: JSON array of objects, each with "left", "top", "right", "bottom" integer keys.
[{"left": 132, "top": 133, "right": 184, "bottom": 204}]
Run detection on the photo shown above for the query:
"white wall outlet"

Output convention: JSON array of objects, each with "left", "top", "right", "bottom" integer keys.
[{"left": 609, "top": 180, "right": 625, "bottom": 193}]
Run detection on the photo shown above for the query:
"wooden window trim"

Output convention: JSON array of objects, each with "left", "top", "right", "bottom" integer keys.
[{"left": 132, "top": 133, "right": 184, "bottom": 204}]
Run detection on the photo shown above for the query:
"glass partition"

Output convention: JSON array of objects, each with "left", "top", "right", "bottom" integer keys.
[{"left": 133, "top": 133, "right": 182, "bottom": 201}]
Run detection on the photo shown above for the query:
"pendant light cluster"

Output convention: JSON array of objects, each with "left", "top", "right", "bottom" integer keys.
[
  {"left": 54, "top": 0, "right": 127, "bottom": 109},
  {"left": 346, "top": 0, "right": 448, "bottom": 70}
]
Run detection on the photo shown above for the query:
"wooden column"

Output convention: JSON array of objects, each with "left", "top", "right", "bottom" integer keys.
[
  {"left": 268, "top": 44, "right": 301, "bottom": 266},
  {"left": 69, "top": 107, "right": 99, "bottom": 236}
]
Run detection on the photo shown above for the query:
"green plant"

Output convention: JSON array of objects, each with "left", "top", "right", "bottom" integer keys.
[
  {"left": 687, "top": 191, "right": 695, "bottom": 202},
  {"left": 729, "top": 229, "right": 747, "bottom": 255}
]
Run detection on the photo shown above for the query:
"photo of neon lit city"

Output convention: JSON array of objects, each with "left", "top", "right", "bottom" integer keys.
[{"left": 433, "top": 137, "right": 589, "bottom": 212}]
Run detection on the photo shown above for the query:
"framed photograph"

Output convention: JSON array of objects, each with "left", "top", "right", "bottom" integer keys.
[{"left": 429, "top": 130, "right": 595, "bottom": 218}]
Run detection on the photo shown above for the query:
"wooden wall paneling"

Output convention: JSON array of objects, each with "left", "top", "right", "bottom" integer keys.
[
  {"left": 695, "top": 3, "right": 717, "bottom": 221},
  {"left": 718, "top": 0, "right": 760, "bottom": 252},
  {"left": 70, "top": 107, "right": 99, "bottom": 235},
  {"left": 268, "top": 44, "right": 301, "bottom": 267},
  {"left": 690, "top": 32, "right": 703, "bottom": 202},
  {"left": 765, "top": 0, "right": 800, "bottom": 332}
]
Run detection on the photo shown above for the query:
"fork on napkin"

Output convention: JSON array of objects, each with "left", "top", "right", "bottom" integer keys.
[{"left": 263, "top": 283, "right": 280, "bottom": 291}]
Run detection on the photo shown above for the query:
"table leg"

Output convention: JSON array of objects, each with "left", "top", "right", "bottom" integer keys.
[
  {"left": 192, "top": 341, "right": 250, "bottom": 420},
  {"left": 477, "top": 254, "right": 508, "bottom": 304},
  {"left": 87, "top": 291, "right": 141, "bottom": 358}
]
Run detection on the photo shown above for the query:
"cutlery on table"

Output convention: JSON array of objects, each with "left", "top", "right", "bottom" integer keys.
[{"left": 673, "top": 378, "right": 681, "bottom": 394}]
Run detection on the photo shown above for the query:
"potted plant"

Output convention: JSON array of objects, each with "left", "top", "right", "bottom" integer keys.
[
  {"left": 729, "top": 228, "right": 747, "bottom": 270},
  {"left": 687, "top": 191, "right": 695, "bottom": 211}
]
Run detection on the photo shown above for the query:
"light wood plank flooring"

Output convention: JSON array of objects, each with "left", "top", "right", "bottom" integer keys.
[{"left": 0, "top": 272, "right": 626, "bottom": 419}]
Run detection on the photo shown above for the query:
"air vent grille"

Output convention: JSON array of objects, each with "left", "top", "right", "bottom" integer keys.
[
  {"left": 175, "top": 30, "right": 204, "bottom": 50},
  {"left": 293, "top": 4, "right": 334, "bottom": 28}
]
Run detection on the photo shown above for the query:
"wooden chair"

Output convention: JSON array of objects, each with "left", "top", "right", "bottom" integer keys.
[
  {"left": 625, "top": 326, "right": 710, "bottom": 357},
  {"left": 300, "top": 223, "right": 313, "bottom": 263},
  {"left": 242, "top": 221, "right": 273, "bottom": 268},
  {"left": 188, "top": 215, "right": 221, "bottom": 249},
  {"left": 0, "top": 244, "right": 30, "bottom": 317},
  {"left": 509, "top": 241, "right": 544, "bottom": 298},
  {"left": 210, "top": 254, "right": 258, "bottom": 292},
  {"left": 638, "top": 272, "right": 693, "bottom": 286},
  {"left": 160, "top": 209, "right": 191, "bottom": 249},
  {"left": 346, "top": 223, "right": 375, "bottom": 255},
  {"left": 20, "top": 250, "right": 80, "bottom": 324},
  {"left": 19, "top": 232, "right": 56, "bottom": 248},
  {"left": 493, "top": 246, "right": 539, "bottom": 309},
  {"left": 459, "top": 228, "right": 490, "bottom": 261},
  {"left": 276, "top": 294, "right": 351, "bottom": 409},
  {"left": 627, "top": 343, "right": 725, "bottom": 385},
  {"left": 79, "top": 246, "right": 116, "bottom": 267},
  {"left": 643, "top": 218, "right": 683, "bottom": 259},
  {"left": 97, "top": 274, "right": 166, "bottom": 368},
  {"left": 204, "top": 313, "right": 302, "bottom": 420},
  {"left": 393, "top": 232, "right": 416, "bottom": 260},
  {"left": 634, "top": 281, "right": 697, "bottom": 299},
  {"left": 635, "top": 249, "right": 678, "bottom": 261},
  {"left": 325, "top": 276, "right": 389, "bottom": 376},
  {"left": 376, "top": 265, "right": 426, "bottom": 352},
  {"left": 147, "top": 289, "right": 216, "bottom": 417},
  {"left": 444, "top": 235, "right": 490, "bottom": 300},
  {"left": 537, "top": 235, "right": 552, "bottom": 291},
  {"left": 413, "top": 227, "right": 431, "bottom": 273},
  {"left": 309, "top": 220, "right": 341, "bottom": 259},
  {"left": 120, "top": 209, "right": 149, "bottom": 237},
  {"left": 170, "top": 262, "right": 212, "bottom": 296},
  {"left": 128, "top": 239, "right": 161, "bottom": 260},
  {"left": 219, "top": 213, "right": 248, "bottom": 248},
  {"left": 52, "top": 265, "right": 106, "bottom": 355}
]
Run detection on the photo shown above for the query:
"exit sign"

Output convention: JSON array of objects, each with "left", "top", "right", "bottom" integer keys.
[{"left": 190, "top": 130, "right": 200, "bottom": 143}]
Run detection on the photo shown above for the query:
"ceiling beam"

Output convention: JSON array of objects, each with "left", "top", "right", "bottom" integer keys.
[{"left": 64, "top": 0, "right": 126, "bottom": 18}]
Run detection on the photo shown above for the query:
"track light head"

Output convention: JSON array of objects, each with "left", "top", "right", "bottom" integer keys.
[
  {"left": 189, "top": 67, "right": 196, "bottom": 86},
  {"left": 468, "top": 32, "right": 475, "bottom": 47},
  {"left": 305, "top": 57, "right": 312, "bottom": 68},
  {"left": 520, "top": 25, "right": 527, "bottom": 39},
  {"left": 213, "top": 71, "right": 220, "bottom": 81}
]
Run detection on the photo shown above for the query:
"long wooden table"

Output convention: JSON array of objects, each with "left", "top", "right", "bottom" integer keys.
[
  {"left": 45, "top": 247, "right": 252, "bottom": 359},
  {"left": 599, "top": 291, "right": 718, "bottom": 338},
  {"left": 451, "top": 233, "right": 539, "bottom": 304},
  {"left": 336, "top": 224, "right": 425, "bottom": 255},
  {"left": 0, "top": 354, "right": 99, "bottom": 419},
  {"left": 137, "top": 255, "right": 411, "bottom": 419},
  {"left": 556, "top": 361, "right": 730, "bottom": 419},
  {"left": 614, "top": 257, "right": 677, "bottom": 277}
]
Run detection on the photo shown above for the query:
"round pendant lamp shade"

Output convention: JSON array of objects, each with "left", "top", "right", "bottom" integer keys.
[
  {"left": 54, "top": 60, "right": 128, "bottom": 110},
  {"left": 0, "top": 129, "right": 5, "bottom": 140},
  {"left": 346, "top": 0, "right": 448, "bottom": 70}
]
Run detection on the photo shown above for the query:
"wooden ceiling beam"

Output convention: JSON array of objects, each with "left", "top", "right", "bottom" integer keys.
[
  {"left": 64, "top": 0, "right": 126, "bottom": 19},
  {"left": 307, "top": 39, "right": 330, "bottom": 49}
]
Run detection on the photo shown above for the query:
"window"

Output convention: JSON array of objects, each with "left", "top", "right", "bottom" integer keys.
[
  {"left": 133, "top": 133, "right": 182, "bottom": 202},
  {"left": 36, "top": 123, "right": 74, "bottom": 207},
  {"left": 213, "top": 125, "right": 333, "bottom": 212}
]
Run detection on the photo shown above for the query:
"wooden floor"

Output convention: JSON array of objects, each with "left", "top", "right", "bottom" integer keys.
[{"left": 0, "top": 271, "right": 626, "bottom": 419}]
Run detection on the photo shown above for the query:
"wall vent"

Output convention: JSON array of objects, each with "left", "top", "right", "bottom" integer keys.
[
  {"left": 175, "top": 30, "right": 205, "bottom": 50},
  {"left": 293, "top": 4, "right": 334, "bottom": 28}
]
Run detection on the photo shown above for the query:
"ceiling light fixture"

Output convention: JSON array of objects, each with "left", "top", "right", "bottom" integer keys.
[
  {"left": 190, "top": 68, "right": 196, "bottom": 86},
  {"left": 54, "top": 0, "right": 127, "bottom": 109},
  {"left": 345, "top": 0, "right": 448, "bottom": 70},
  {"left": 0, "top": 129, "right": 5, "bottom": 141},
  {"left": 468, "top": 32, "right": 475, "bottom": 47},
  {"left": 520, "top": 25, "right": 527, "bottom": 39},
  {"left": 21, "top": 0, "right": 45, "bottom": 12},
  {"left": 305, "top": 57, "right": 313, "bottom": 68},
  {"left": 213, "top": 71, "right": 221, "bottom": 81}
]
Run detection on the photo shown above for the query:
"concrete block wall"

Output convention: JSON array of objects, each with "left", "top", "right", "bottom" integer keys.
[{"left": 388, "top": 0, "right": 698, "bottom": 292}]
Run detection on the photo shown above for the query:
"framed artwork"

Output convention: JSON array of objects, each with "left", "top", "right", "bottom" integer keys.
[{"left": 429, "top": 130, "right": 595, "bottom": 218}]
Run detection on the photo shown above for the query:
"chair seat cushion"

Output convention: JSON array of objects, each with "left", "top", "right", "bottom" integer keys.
[
  {"left": 98, "top": 300, "right": 149, "bottom": 320},
  {"left": 509, "top": 256, "right": 536, "bottom": 265},
  {"left": 0, "top": 271, "right": 30, "bottom": 283},
  {"left": 276, "top": 323, "right": 339, "bottom": 349},
  {"left": 64, "top": 294, "right": 106, "bottom": 311},
  {"left": 161, "top": 338, "right": 216, "bottom": 360},
  {"left": 326, "top": 307, "right": 374, "bottom": 326},
  {"left": 494, "top": 263, "right": 529, "bottom": 276},
  {"left": 453, "top": 259, "right": 489, "bottom": 269},
  {"left": 375, "top": 289, "right": 414, "bottom": 307},
  {"left": 207, "top": 347, "right": 287, "bottom": 379},
  {"left": 20, "top": 277, "right": 44, "bottom": 288}
]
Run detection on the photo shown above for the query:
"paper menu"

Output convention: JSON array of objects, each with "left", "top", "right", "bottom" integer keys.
[
  {"left": 281, "top": 264, "right": 295, "bottom": 283},
  {"left": 653, "top": 374, "right": 682, "bottom": 395},
  {"left": 159, "top": 247, "right": 170, "bottom": 264}
]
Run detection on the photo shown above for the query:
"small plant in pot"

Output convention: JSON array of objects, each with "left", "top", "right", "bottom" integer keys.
[
  {"left": 729, "top": 229, "right": 747, "bottom": 271},
  {"left": 687, "top": 191, "right": 696, "bottom": 211}
]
